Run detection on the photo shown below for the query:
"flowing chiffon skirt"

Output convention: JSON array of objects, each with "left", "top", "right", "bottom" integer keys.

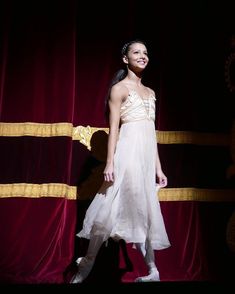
[{"left": 77, "top": 120, "right": 170, "bottom": 250}]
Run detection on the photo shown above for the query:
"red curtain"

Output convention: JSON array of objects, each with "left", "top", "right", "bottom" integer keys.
[
  {"left": 0, "top": 0, "right": 77, "bottom": 283},
  {"left": 0, "top": 0, "right": 235, "bottom": 284}
]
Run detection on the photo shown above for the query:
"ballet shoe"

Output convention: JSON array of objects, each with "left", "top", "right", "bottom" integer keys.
[
  {"left": 135, "top": 267, "right": 160, "bottom": 282},
  {"left": 69, "top": 257, "right": 94, "bottom": 284}
]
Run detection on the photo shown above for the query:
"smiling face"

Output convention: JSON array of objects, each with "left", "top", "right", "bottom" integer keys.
[{"left": 123, "top": 42, "right": 149, "bottom": 72}]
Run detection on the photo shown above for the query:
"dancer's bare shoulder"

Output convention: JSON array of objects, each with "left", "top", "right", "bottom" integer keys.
[
  {"left": 145, "top": 86, "right": 156, "bottom": 97},
  {"left": 110, "top": 82, "right": 129, "bottom": 103}
]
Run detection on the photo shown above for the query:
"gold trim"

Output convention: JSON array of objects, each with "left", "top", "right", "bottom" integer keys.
[
  {"left": 0, "top": 184, "right": 234, "bottom": 201},
  {"left": 73, "top": 126, "right": 108, "bottom": 150},
  {"left": 156, "top": 131, "right": 230, "bottom": 146},
  {"left": 0, "top": 183, "right": 77, "bottom": 200},
  {"left": 0, "top": 123, "right": 230, "bottom": 147},
  {"left": 158, "top": 188, "right": 235, "bottom": 202},
  {"left": 0, "top": 122, "right": 73, "bottom": 137}
]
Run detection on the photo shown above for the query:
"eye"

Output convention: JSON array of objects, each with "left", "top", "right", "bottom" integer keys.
[{"left": 133, "top": 50, "right": 148, "bottom": 55}]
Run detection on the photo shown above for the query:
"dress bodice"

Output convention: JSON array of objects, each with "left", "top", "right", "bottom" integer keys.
[{"left": 120, "top": 90, "right": 156, "bottom": 123}]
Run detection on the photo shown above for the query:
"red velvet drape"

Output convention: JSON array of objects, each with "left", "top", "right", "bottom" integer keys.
[
  {"left": 0, "top": 0, "right": 234, "bottom": 284},
  {"left": 0, "top": 0, "right": 77, "bottom": 283}
]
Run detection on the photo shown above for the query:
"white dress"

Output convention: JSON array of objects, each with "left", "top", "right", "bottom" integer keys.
[{"left": 77, "top": 89, "right": 170, "bottom": 250}]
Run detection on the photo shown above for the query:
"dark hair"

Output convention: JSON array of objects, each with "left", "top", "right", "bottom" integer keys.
[
  {"left": 104, "top": 39, "right": 147, "bottom": 120},
  {"left": 121, "top": 39, "right": 147, "bottom": 57},
  {"left": 112, "top": 39, "right": 147, "bottom": 87}
]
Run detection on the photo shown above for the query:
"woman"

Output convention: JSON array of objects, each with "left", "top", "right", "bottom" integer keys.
[{"left": 70, "top": 39, "right": 170, "bottom": 283}]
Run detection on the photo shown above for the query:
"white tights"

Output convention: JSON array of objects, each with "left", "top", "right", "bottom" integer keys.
[
  {"left": 135, "top": 239, "right": 160, "bottom": 282},
  {"left": 70, "top": 235, "right": 104, "bottom": 284},
  {"left": 70, "top": 236, "right": 160, "bottom": 283}
]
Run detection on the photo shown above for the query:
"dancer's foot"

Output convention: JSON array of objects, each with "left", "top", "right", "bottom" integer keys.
[
  {"left": 70, "top": 257, "right": 94, "bottom": 284},
  {"left": 135, "top": 267, "right": 160, "bottom": 282}
]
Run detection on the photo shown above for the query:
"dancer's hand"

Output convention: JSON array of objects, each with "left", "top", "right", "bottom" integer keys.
[
  {"left": 103, "top": 163, "right": 114, "bottom": 182},
  {"left": 156, "top": 170, "right": 167, "bottom": 187}
]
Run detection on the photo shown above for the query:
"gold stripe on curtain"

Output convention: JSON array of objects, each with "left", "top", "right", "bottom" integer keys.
[
  {"left": 0, "top": 122, "right": 73, "bottom": 137},
  {"left": 159, "top": 188, "right": 235, "bottom": 201},
  {"left": 0, "top": 183, "right": 77, "bottom": 199},
  {"left": 0, "top": 184, "right": 234, "bottom": 201},
  {"left": 0, "top": 123, "right": 230, "bottom": 147}
]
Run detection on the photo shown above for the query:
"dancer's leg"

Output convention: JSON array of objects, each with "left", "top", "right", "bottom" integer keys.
[
  {"left": 70, "top": 235, "right": 104, "bottom": 284},
  {"left": 135, "top": 239, "right": 160, "bottom": 282}
]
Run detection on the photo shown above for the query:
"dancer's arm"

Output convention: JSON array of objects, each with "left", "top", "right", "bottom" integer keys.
[{"left": 103, "top": 85, "right": 126, "bottom": 182}]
